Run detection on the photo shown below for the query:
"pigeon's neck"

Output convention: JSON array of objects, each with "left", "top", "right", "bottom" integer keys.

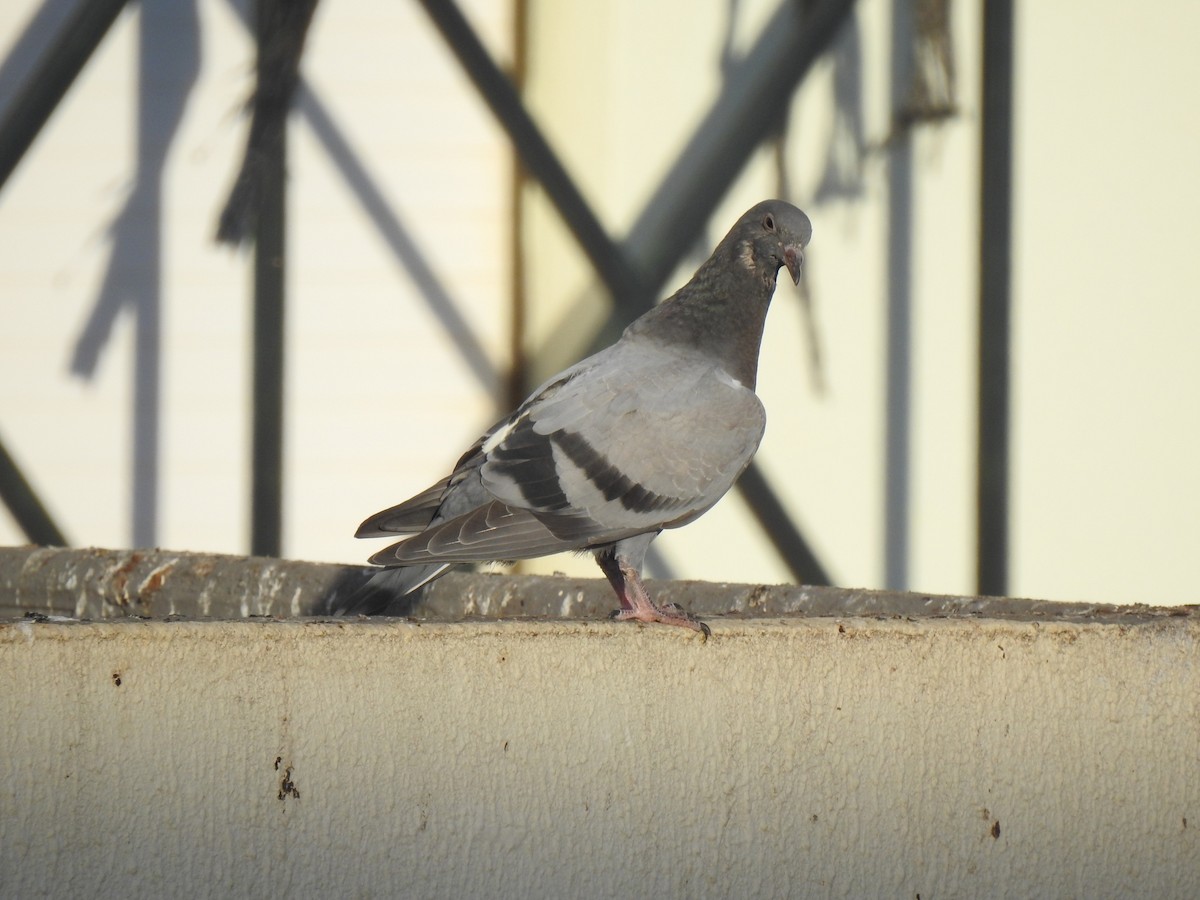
[{"left": 627, "top": 240, "right": 779, "bottom": 390}]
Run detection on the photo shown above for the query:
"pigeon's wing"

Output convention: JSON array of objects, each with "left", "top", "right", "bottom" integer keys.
[
  {"left": 361, "top": 357, "right": 610, "bottom": 566},
  {"left": 354, "top": 410, "right": 515, "bottom": 548},
  {"left": 377, "top": 500, "right": 593, "bottom": 564},
  {"left": 485, "top": 342, "right": 767, "bottom": 537},
  {"left": 355, "top": 476, "right": 453, "bottom": 537},
  {"left": 383, "top": 341, "right": 766, "bottom": 566}
]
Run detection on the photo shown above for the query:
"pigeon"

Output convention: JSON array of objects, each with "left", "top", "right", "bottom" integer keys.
[{"left": 347, "top": 199, "right": 812, "bottom": 635}]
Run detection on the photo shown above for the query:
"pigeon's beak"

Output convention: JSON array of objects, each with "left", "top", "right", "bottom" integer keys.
[{"left": 783, "top": 245, "right": 804, "bottom": 285}]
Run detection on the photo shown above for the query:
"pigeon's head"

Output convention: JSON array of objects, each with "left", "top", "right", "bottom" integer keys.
[{"left": 737, "top": 200, "right": 813, "bottom": 286}]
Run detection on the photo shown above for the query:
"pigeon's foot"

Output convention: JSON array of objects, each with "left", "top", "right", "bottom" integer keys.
[
  {"left": 611, "top": 604, "right": 710, "bottom": 637},
  {"left": 597, "top": 548, "right": 709, "bottom": 638}
]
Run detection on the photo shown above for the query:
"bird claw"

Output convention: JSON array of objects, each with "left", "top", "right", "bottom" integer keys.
[{"left": 611, "top": 606, "right": 710, "bottom": 639}]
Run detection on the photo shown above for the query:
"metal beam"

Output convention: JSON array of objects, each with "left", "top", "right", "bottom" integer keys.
[
  {"left": 977, "top": 0, "right": 1014, "bottom": 596},
  {"left": 250, "top": 0, "right": 288, "bottom": 557},
  {"left": 0, "top": 434, "right": 68, "bottom": 546},
  {"left": 884, "top": 0, "right": 914, "bottom": 590},
  {"left": 416, "top": 0, "right": 846, "bottom": 587},
  {"left": 737, "top": 463, "right": 830, "bottom": 585},
  {"left": 0, "top": 0, "right": 129, "bottom": 195},
  {"left": 571, "top": 0, "right": 857, "bottom": 355},
  {"left": 418, "top": 0, "right": 857, "bottom": 321},
  {"left": 417, "top": 0, "right": 645, "bottom": 307},
  {"left": 623, "top": 0, "right": 857, "bottom": 298}
]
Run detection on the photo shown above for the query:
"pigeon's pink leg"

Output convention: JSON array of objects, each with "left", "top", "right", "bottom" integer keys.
[{"left": 597, "top": 553, "right": 710, "bottom": 638}]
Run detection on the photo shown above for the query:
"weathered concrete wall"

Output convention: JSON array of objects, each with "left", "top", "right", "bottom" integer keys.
[{"left": 2, "top": 610, "right": 1198, "bottom": 898}]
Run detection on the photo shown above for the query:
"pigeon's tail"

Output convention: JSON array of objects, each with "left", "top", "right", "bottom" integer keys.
[{"left": 335, "top": 564, "right": 450, "bottom": 616}]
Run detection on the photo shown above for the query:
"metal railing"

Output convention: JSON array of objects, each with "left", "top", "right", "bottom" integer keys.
[{"left": 0, "top": 0, "right": 1014, "bottom": 595}]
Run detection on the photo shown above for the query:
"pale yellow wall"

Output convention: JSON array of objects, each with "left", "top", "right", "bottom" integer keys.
[
  {"left": 1009, "top": 3, "right": 1200, "bottom": 604},
  {"left": 2, "top": 1, "right": 1198, "bottom": 607},
  {"left": 0, "top": 1, "right": 514, "bottom": 565},
  {"left": 518, "top": 0, "right": 1200, "bottom": 606}
]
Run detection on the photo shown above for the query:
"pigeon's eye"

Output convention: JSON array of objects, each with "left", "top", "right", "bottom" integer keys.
[{"left": 763, "top": 214, "right": 775, "bottom": 232}]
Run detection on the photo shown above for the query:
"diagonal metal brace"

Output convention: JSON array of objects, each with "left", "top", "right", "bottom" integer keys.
[
  {"left": 417, "top": 0, "right": 647, "bottom": 308},
  {"left": 418, "top": 0, "right": 844, "bottom": 585},
  {"left": 0, "top": 433, "right": 68, "bottom": 546},
  {"left": 0, "top": 0, "right": 130, "bottom": 195}
]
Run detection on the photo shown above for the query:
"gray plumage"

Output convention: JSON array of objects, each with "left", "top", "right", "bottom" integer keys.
[{"left": 346, "top": 199, "right": 812, "bottom": 633}]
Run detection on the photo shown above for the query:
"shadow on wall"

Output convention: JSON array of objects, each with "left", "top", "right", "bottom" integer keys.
[
  {"left": 42, "top": 0, "right": 502, "bottom": 553},
  {"left": 68, "top": 0, "right": 201, "bottom": 548}
]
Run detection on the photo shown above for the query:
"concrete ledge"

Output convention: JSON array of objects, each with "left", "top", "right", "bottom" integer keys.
[
  {"left": 0, "top": 545, "right": 1188, "bottom": 623},
  {"left": 3, "top": 603, "right": 1199, "bottom": 897}
]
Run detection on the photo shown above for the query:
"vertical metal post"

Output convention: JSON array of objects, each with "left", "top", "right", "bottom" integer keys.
[
  {"left": 507, "top": 0, "right": 530, "bottom": 412},
  {"left": 884, "top": 0, "right": 913, "bottom": 590},
  {"left": 977, "top": 0, "right": 1014, "bottom": 596},
  {"left": 251, "top": 0, "right": 286, "bottom": 558},
  {"left": 131, "top": 6, "right": 162, "bottom": 548}
]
